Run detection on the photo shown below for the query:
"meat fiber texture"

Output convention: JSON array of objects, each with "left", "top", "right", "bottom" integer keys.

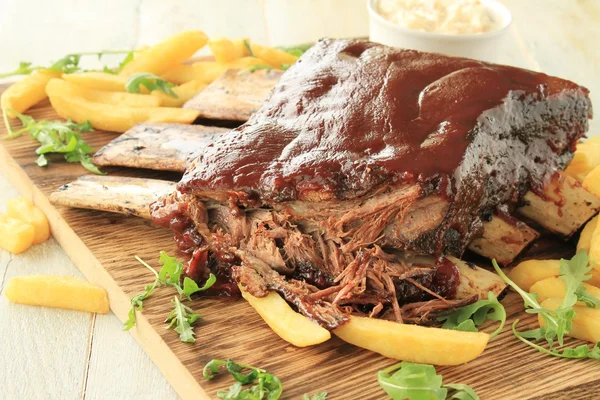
[{"left": 153, "top": 39, "right": 592, "bottom": 328}]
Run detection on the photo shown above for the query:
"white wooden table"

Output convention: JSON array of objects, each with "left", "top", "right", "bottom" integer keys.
[{"left": 0, "top": 1, "right": 598, "bottom": 399}]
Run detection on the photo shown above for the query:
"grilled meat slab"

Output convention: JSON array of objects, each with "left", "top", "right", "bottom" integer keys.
[{"left": 152, "top": 39, "right": 592, "bottom": 328}]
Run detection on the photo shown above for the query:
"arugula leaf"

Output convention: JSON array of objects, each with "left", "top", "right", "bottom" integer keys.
[
  {"left": 377, "top": 362, "right": 479, "bottom": 400},
  {"left": 278, "top": 43, "right": 313, "bottom": 58},
  {"left": 123, "top": 280, "right": 158, "bottom": 331},
  {"left": 248, "top": 64, "right": 273, "bottom": 73},
  {"left": 158, "top": 251, "right": 184, "bottom": 287},
  {"left": 0, "top": 50, "right": 134, "bottom": 77},
  {"left": 0, "top": 62, "right": 40, "bottom": 78},
  {"left": 102, "top": 51, "right": 135, "bottom": 75},
  {"left": 243, "top": 39, "right": 255, "bottom": 57},
  {"left": 165, "top": 296, "right": 201, "bottom": 343},
  {"left": 378, "top": 362, "right": 447, "bottom": 400},
  {"left": 124, "top": 252, "right": 214, "bottom": 343},
  {"left": 445, "top": 384, "right": 479, "bottom": 400},
  {"left": 182, "top": 274, "right": 216, "bottom": 299},
  {"left": 3, "top": 109, "right": 102, "bottom": 174},
  {"left": 439, "top": 291, "right": 506, "bottom": 338},
  {"left": 512, "top": 322, "right": 600, "bottom": 360},
  {"left": 125, "top": 73, "right": 178, "bottom": 98},
  {"left": 123, "top": 256, "right": 160, "bottom": 331},
  {"left": 302, "top": 392, "right": 328, "bottom": 400},
  {"left": 203, "top": 359, "right": 283, "bottom": 400},
  {"left": 493, "top": 249, "right": 600, "bottom": 356}
]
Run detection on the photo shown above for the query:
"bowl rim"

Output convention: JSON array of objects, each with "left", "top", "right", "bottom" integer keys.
[{"left": 367, "top": 0, "right": 513, "bottom": 41}]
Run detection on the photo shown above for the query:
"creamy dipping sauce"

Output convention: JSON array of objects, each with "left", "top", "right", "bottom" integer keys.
[{"left": 376, "top": 0, "right": 496, "bottom": 35}]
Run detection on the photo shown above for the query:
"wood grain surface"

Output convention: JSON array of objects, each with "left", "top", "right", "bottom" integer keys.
[{"left": 1, "top": 87, "right": 599, "bottom": 400}]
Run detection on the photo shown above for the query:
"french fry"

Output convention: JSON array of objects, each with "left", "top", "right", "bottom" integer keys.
[
  {"left": 583, "top": 165, "right": 600, "bottom": 198},
  {"left": 162, "top": 62, "right": 226, "bottom": 85},
  {"left": 249, "top": 43, "right": 298, "bottom": 68},
  {"left": 48, "top": 94, "right": 199, "bottom": 133},
  {"left": 151, "top": 80, "right": 207, "bottom": 107},
  {"left": 508, "top": 259, "right": 600, "bottom": 290},
  {"left": 1, "top": 70, "right": 62, "bottom": 117},
  {"left": 0, "top": 213, "right": 35, "bottom": 254},
  {"left": 47, "top": 79, "right": 160, "bottom": 108},
  {"left": 240, "top": 287, "right": 331, "bottom": 347},
  {"left": 577, "top": 216, "right": 598, "bottom": 254},
  {"left": 120, "top": 30, "right": 208, "bottom": 77},
  {"left": 589, "top": 218, "right": 600, "bottom": 273},
  {"left": 62, "top": 72, "right": 128, "bottom": 92},
  {"left": 162, "top": 57, "right": 271, "bottom": 85},
  {"left": 4, "top": 275, "right": 109, "bottom": 314},
  {"left": 333, "top": 316, "right": 489, "bottom": 365},
  {"left": 208, "top": 37, "right": 250, "bottom": 63},
  {"left": 565, "top": 138, "right": 600, "bottom": 182},
  {"left": 6, "top": 197, "right": 50, "bottom": 245},
  {"left": 538, "top": 298, "right": 600, "bottom": 343},
  {"left": 530, "top": 277, "right": 600, "bottom": 303}
]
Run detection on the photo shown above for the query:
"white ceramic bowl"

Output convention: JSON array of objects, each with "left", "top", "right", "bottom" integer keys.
[{"left": 367, "top": 0, "right": 512, "bottom": 62}]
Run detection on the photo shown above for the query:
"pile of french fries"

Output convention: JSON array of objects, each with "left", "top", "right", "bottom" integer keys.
[{"left": 1, "top": 31, "right": 300, "bottom": 133}]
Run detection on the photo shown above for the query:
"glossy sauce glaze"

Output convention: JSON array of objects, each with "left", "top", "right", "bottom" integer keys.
[{"left": 179, "top": 38, "right": 591, "bottom": 255}]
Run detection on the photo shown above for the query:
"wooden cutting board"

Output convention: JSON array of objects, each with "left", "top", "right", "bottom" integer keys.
[{"left": 0, "top": 86, "right": 598, "bottom": 400}]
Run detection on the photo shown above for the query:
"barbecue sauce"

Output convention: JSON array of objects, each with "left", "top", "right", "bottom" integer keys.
[{"left": 179, "top": 38, "right": 591, "bottom": 256}]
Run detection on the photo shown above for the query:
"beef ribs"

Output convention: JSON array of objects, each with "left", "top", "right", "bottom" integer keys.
[{"left": 151, "top": 39, "right": 592, "bottom": 329}]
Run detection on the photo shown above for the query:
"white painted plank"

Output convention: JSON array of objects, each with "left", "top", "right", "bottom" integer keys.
[
  {"left": 0, "top": 239, "right": 91, "bottom": 400},
  {"left": 0, "top": 172, "right": 177, "bottom": 399},
  {"left": 83, "top": 312, "right": 178, "bottom": 400}
]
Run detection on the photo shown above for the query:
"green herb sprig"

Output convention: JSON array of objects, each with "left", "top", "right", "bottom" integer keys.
[
  {"left": 377, "top": 361, "right": 479, "bottom": 400},
  {"left": 166, "top": 296, "right": 202, "bottom": 343},
  {"left": 439, "top": 291, "right": 506, "bottom": 338},
  {"left": 123, "top": 251, "right": 216, "bottom": 343},
  {"left": 3, "top": 109, "right": 101, "bottom": 174},
  {"left": 125, "top": 73, "right": 178, "bottom": 98},
  {"left": 0, "top": 50, "right": 134, "bottom": 78},
  {"left": 203, "top": 359, "right": 286, "bottom": 400},
  {"left": 493, "top": 249, "right": 600, "bottom": 358}
]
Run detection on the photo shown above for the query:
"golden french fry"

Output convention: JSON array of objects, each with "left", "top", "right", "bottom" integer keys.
[
  {"left": 589, "top": 218, "right": 600, "bottom": 273},
  {"left": 47, "top": 79, "right": 160, "bottom": 108},
  {"left": 48, "top": 93, "right": 199, "bottom": 133},
  {"left": 1, "top": 70, "right": 62, "bottom": 118},
  {"left": 208, "top": 37, "right": 250, "bottom": 63},
  {"left": 530, "top": 277, "right": 600, "bottom": 304},
  {"left": 240, "top": 287, "right": 330, "bottom": 347},
  {"left": 578, "top": 216, "right": 598, "bottom": 254},
  {"left": 508, "top": 258, "right": 600, "bottom": 290},
  {"left": 162, "top": 62, "right": 226, "bottom": 85},
  {"left": 162, "top": 56, "right": 271, "bottom": 85},
  {"left": 333, "top": 316, "right": 489, "bottom": 365},
  {"left": 0, "top": 213, "right": 35, "bottom": 254},
  {"left": 62, "top": 72, "right": 128, "bottom": 92},
  {"left": 539, "top": 298, "right": 600, "bottom": 343},
  {"left": 120, "top": 30, "right": 208, "bottom": 77},
  {"left": 5, "top": 275, "right": 109, "bottom": 314},
  {"left": 507, "top": 259, "right": 562, "bottom": 291},
  {"left": 151, "top": 80, "right": 206, "bottom": 107},
  {"left": 6, "top": 197, "right": 50, "bottom": 245},
  {"left": 565, "top": 138, "right": 600, "bottom": 182},
  {"left": 583, "top": 165, "right": 600, "bottom": 198},
  {"left": 249, "top": 43, "right": 298, "bottom": 68}
]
